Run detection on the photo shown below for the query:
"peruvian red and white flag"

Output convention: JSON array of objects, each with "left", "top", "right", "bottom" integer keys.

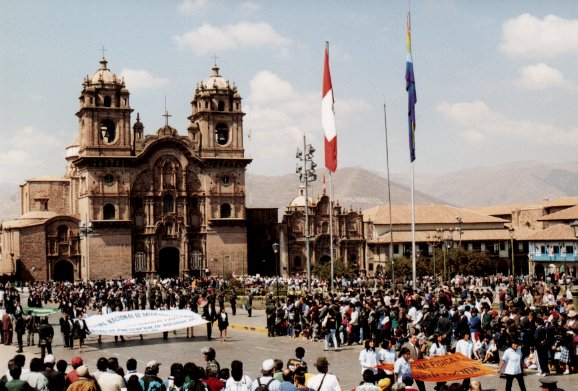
[{"left": 322, "top": 43, "right": 337, "bottom": 172}]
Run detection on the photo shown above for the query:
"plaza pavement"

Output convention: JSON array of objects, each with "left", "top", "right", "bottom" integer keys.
[{"left": 1, "top": 304, "right": 576, "bottom": 391}]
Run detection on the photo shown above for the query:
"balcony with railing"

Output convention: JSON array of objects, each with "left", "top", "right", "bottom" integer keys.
[{"left": 529, "top": 252, "right": 577, "bottom": 262}]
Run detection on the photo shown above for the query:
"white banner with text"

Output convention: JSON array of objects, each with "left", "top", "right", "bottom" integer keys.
[{"left": 85, "top": 310, "right": 207, "bottom": 336}]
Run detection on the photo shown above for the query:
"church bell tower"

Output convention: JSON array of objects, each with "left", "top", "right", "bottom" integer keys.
[{"left": 76, "top": 57, "right": 134, "bottom": 156}]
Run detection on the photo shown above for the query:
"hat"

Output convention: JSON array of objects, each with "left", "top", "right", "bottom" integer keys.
[
  {"left": 44, "top": 354, "right": 55, "bottom": 364},
  {"left": 568, "top": 310, "right": 577, "bottom": 318},
  {"left": 314, "top": 357, "right": 329, "bottom": 368},
  {"left": 538, "top": 377, "right": 558, "bottom": 390},
  {"left": 70, "top": 356, "right": 83, "bottom": 367},
  {"left": 76, "top": 366, "right": 89, "bottom": 377},
  {"left": 206, "top": 362, "right": 219, "bottom": 374},
  {"left": 201, "top": 347, "right": 212, "bottom": 354},
  {"left": 262, "top": 359, "right": 275, "bottom": 372},
  {"left": 378, "top": 378, "right": 391, "bottom": 390},
  {"left": 146, "top": 360, "right": 161, "bottom": 370}
]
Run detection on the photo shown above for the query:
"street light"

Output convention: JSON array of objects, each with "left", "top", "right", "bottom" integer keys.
[
  {"left": 456, "top": 217, "right": 463, "bottom": 248},
  {"left": 426, "top": 232, "right": 442, "bottom": 288},
  {"left": 272, "top": 242, "right": 280, "bottom": 300},
  {"left": 508, "top": 227, "right": 515, "bottom": 277},
  {"left": 439, "top": 228, "right": 453, "bottom": 284},
  {"left": 296, "top": 136, "right": 317, "bottom": 292},
  {"left": 79, "top": 216, "right": 93, "bottom": 281}
]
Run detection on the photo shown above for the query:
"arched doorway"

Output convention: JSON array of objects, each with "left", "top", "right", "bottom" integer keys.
[
  {"left": 319, "top": 255, "right": 331, "bottom": 265},
  {"left": 54, "top": 260, "right": 74, "bottom": 282},
  {"left": 534, "top": 264, "right": 545, "bottom": 279},
  {"left": 158, "top": 247, "right": 180, "bottom": 278}
]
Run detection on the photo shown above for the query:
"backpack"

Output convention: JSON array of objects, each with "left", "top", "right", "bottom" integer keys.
[
  {"left": 140, "top": 377, "right": 163, "bottom": 391},
  {"left": 255, "top": 378, "right": 274, "bottom": 391},
  {"left": 186, "top": 380, "right": 207, "bottom": 391}
]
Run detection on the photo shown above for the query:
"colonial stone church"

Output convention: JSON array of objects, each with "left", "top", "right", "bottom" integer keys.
[{"left": 1, "top": 58, "right": 251, "bottom": 281}]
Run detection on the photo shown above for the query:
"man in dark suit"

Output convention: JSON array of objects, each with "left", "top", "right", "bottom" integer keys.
[{"left": 60, "top": 312, "right": 74, "bottom": 349}]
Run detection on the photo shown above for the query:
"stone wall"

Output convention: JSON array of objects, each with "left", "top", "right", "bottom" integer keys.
[{"left": 88, "top": 228, "right": 132, "bottom": 279}]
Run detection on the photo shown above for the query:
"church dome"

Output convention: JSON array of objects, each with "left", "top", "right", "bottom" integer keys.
[
  {"left": 90, "top": 58, "right": 118, "bottom": 85},
  {"left": 201, "top": 64, "right": 229, "bottom": 89},
  {"left": 289, "top": 185, "right": 314, "bottom": 207}
]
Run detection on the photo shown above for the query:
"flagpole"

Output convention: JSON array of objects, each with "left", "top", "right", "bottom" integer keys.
[
  {"left": 329, "top": 171, "right": 335, "bottom": 292},
  {"left": 411, "top": 162, "right": 416, "bottom": 289},
  {"left": 383, "top": 103, "right": 395, "bottom": 283}
]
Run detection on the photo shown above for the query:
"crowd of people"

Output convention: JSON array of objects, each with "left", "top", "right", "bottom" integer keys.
[
  {"left": 0, "top": 272, "right": 576, "bottom": 391},
  {"left": 0, "top": 344, "right": 357, "bottom": 391}
]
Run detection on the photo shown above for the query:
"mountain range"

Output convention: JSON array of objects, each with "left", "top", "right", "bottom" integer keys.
[{"left": 1, "top": 160, "right": 577, "bottom": 223}]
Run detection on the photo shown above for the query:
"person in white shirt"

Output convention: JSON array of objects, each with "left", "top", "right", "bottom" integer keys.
[
  {"left": 306, "top": 357, "right": 341, "bottom": 391},
  {"left": 251, "top": 359, "right": 281, "bottom": 391},
  {"left": 429, "top": 334, "right": 447, "bottom": 391},
  {"left": 377, "top": 339, "right": 396, "bottom": 380},
  {"left": 498, "top": 339, "right": 526, "bottom": 391},
  {"left": 225, "top": 360, "right": 252, "bottom": 391},
  {"left": 393, "top": 348, "right": 412, "bottom": 384},
  {"left": 359, "top": 339, "right": 379, "bottom": 374},
  {"left": 124, "top": 358, "right": 143, "bottom": 381},
  {"left": 454, "top": 332, "right": 474, "bottom": 390}
]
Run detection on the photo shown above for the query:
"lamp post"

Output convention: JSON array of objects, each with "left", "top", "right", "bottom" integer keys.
[
  {"left": 426, "top": 231, "right": 442, "bottom": 288},
  {"left": 456, "top": 217, "right": 463, "bottom": 248},
  {"left": 296, "top": 136, "right": 317, "bottom": 292},
  {"left": 441, "top": 228, "right": 453, "bottom": 284},
  {"left": 79, "top": 216, "right": 93, "bottom": 281},
  {"left": 272, "top": 242, "right": 280, "bottom": 300},
  {"left": 508, "top": 227, "right": 515, "bottom": 277}
]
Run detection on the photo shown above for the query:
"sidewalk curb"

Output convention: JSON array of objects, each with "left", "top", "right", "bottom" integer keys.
[{"left": 229, "top": 323, "right": 268, "bottom": 334}]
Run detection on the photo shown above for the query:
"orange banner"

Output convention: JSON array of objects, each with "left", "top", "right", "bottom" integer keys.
[{"left": 376, "top": 353, "right": 496, "bottom": 382}]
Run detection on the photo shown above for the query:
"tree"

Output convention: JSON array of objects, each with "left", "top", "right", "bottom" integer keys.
[
  {"left": 446, "top": 248, "right": 497, "bottom": 276},
  {"left": 312, "top": 257, "right": 357, "bottom": 281}
]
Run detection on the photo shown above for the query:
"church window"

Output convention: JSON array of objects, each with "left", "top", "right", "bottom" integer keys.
[
  {"left": 163, "top": 194, "right": 174, "bottom": 213},
  {"left": 100, "top": 119, "right": 116, "bottom": 144},
  {"left": 215, "top": 123, "right": 229, "bottom": 145},
  {"left": 218, "top": 100, "right": 225, "bottom": 111},
  {"left": 103, "top": 95, "right": 112, "bottom": 107},
  {"left": 103, "top": 204, "right": 116, "bottom": 220},
  {"left": 294, "top": 256, "right": 302, "bottom": 267},
  {"left": 220, "top": 203, "right": 231, "bottom": 218},
  {"left": 57, "top": 225, "right": 69, "bottom": 242},
  {"left": 322, "top": 222, "right": 329, "bottom": 234},
  {"left": 205, "top": 101, "right": 209, "bottom": 109},
  {"left": 104, "top": 174, "right": 115, "bottom": 186}
]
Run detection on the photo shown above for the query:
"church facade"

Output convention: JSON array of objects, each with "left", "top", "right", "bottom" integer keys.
[{"left": 1, "top": 58, "right": 251, "bottom": 281}]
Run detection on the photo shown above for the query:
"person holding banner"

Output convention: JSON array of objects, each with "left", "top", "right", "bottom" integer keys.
[
  {"left": 393, "top": 347, "right": 412, "bottom": 385},
  {"left": 454, "top": 332, "right": 474, "bottom": 391},
  {"left": 498, "top": 338, "right": 526, "bottom": 391},
  {"left": 429, "top": 334, "right": 447, "bottom": 391}
]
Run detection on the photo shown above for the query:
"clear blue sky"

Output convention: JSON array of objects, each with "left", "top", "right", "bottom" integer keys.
[{"left": 1, "top": 0, "right": 577, "bottom": 184}]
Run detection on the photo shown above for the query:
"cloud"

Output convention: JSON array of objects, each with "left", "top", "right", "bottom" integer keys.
[
  {"left": 436, "top": 100, "right": 578, "bottom": 146},
  {"left": 515, "top": 63, "right": 575, "bottom": 91},
  {"left": 0, "top": 126, "right": 65, "bottom": 183},
  {"left": 120, "top": 69, "right": 169, "bottom": 90},
  {"left": 245, "top": 71, "right": 371, "bottom": 171},
  {"left": 178, "top": 0, "right": 207, "bottom": 13},
  {"left": 500, "top": 14, "right": 578, "bottom": 57},
  {"left": 239, "top": 1, "right": 261, "bottom": 14},
  {"left": 173, "top": 22, "right": 292, "bottom": 56}
]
